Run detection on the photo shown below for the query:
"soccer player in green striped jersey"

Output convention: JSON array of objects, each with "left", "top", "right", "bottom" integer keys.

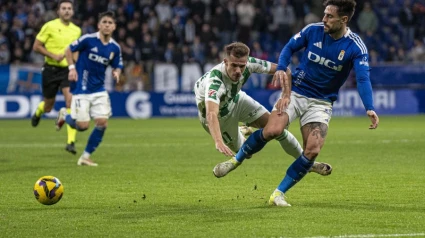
[{"left": 193, "top": 42, "right": 332, "bottom": 176}]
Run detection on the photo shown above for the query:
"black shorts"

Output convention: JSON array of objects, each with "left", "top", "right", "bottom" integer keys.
[{"left": 41, "top": 64, "right": 70, "bottom": 98}]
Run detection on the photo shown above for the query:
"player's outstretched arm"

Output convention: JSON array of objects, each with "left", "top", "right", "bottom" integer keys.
[
  {"left": 206, "top": 101, "right": 234, "bottom": 157},
  {"left": 65, "top": 47, "right": 77, "bottom": 82},
  {"left": 367, "top": 110, "right": 379, "bottom": 129}
]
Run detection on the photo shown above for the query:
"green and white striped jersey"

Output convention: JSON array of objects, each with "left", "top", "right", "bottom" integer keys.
[{"left": 194, "top": 57, "right": 272, "bottom": 118}]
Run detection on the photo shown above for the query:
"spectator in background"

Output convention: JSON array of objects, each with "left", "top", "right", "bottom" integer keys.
[
  {"left": 140, "top": 33, "right": 156, "bottom": 75},
  {"left": 173, "top": 0, "right": 190, "bottom": 25},
  {"left": 121, "top": 36, "right": 138, "bottom": 63},
  {"left": 205, "top": 43, "right": 221, "bottom": 64},
  {"left": 399, "top": 0, "right": 417, "bottom": 49},
  {"left": 189, "top": 0, "right": 206, "bottom": 20},
  {"left": 270, "top": 0, "right": 295, "bottom": 45},
  {"left": 157, "top": 20, "right": 177, "bottom": 49},
  {"left": 81, "top": 16, "right": 96, "bottom": 34},
  {"left": 251, "top": 41, "right": 268, "bottom": 60},
  {"left": 155, "top": 0, "right": 173, "bottom": 24},
  {"left": 163, "top": 42, "right": 177, "bottom": 64},
  {"left": 304, "top": 11, "right": 320, "bottom": 25},
  {"left": 0, "top": 43, "right": 10, "bottom": 64},
  {"left": 369, "top": 49, "right": 382, "bottom": 65},
  {"left": 126, "top": 19, "right": 139, "bottom": 42},
  {"left": 251, "top": 7, "right": 268, "bottom": 43},
  {"left": 31, "top": 0, "right": 46, "bottom": 16},
  {"left": 123, "top": 61, "right": 149, "bottom": 91},
  {"left": 184, "top": 18, "right": 196, "bottom": 44},
  {"left": 397, "top": 47, "right": 407, "bottom": 62},
  {"left": 181, "top": 44, "right": 195, "bottom": 64},
  {"left": 199, "top": 23, "right": 217, "bottom": 47},
  {"left": 80, "top": 0, "right": 98, "bottom": 21},
  {"left": 357, "top": 2, "right": 378, "bottom": 34},
  {"left": 408, "top": 39, "right": 425, "bottom": 62},
  {"left": 226, "top": 1, "right": 238, "bottom": 43},
  {"left": 385, "top": 46, "right": 403, "bottom": 62},
  {"left": 292, "top": 0, "right": 310, "bottom": 31},
  {"left": 171, "top": 15, "right": 185, "bottom": 45},
  {"left": 192, "top": 35, "right": 205, "bottom": 65},
  {"left": 147, "top": 10, "right": 160, "bottom": 37},
  {"left": 236, "top": 0, "right": 255, "bottom": 44},
  {"left": 210, "top": 6, "right": 232, "bottom": 49},
  {"left": 107, "top": 0, "right": 119, "bottom": 12}
]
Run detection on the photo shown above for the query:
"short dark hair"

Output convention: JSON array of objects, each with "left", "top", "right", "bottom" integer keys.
[
  {"left": 224, "top": 42, "right": 250, "bottom": 58},
  {"left": 323, "top": 0, "right": 356, "bottom": 21},
  {"left": 57, "top": 0, "right": 73, "bottom": 9},
  {"left": 98, "top": 11, "right": 116, "bottom": 22}
]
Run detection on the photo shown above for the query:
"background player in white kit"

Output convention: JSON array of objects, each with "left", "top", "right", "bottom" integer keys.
[
  {"left": 56, "top": 11, "right": 123, "bottom": 166},
  {"left": 194, "top": 42, "right": 332, "bottom": 176}
]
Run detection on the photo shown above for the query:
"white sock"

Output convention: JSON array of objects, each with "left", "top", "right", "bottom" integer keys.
[
  {"left": 82, "top": 151, "right": 91, "bottom": 159},
  {"left": 276, "top": 130, "right": 303, "bottom": 159}
]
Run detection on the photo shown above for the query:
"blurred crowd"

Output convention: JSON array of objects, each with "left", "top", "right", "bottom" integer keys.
[{"left": 0, "top": 0, "right": 424, "bottom": 91}]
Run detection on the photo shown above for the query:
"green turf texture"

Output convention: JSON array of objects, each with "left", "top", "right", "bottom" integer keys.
[{"left": 0, "top": 116, "right": 424, "bottom": 237}]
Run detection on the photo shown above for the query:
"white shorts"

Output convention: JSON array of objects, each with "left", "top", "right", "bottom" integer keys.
[
  {"left": 199, "top": 91, "right": 268, "bottom": 152},
  {"left": 71, "top": 91, "right": 112, "bottom": 122},
  {"left": 273, "top": 91, "right": 332, "bottom": 127}
]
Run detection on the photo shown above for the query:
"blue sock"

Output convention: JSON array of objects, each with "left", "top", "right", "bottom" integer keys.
[
  {"left": 85, "top": 126, "right": 106, "bottom": 154},
  {"left": 65, "top": 114, "right": 76, "bottom": 129},
  {"left": 277, "top": 154, "right": 314, "bottom": 193},
  {"left": 235, "top": 129, "right": 268, "bottom": 163}
]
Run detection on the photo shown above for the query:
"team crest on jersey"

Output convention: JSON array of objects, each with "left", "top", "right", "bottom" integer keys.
[
  {"left": 338, "top": 50, "right": 345, "bottom": 61},
  {"left": 109, "top": 52, "right": 114, "bottom": 60},
  {"left": 208, "top": 89, "right": 217, "bottom": 99}
]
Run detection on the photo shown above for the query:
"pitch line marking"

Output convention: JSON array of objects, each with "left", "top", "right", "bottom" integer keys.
[{"left": 300, "top": 233, "right": 425, "bottom": 238}]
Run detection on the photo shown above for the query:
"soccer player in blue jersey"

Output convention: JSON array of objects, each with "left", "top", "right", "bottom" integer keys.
[
  {"left": 56, "top": 11, "right": 123, "bottom": 166},
  {"left": 213, "top": 0, "right": 380, "bottom": 206}
]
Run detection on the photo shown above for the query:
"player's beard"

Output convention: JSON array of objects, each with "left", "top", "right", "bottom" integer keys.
[{"left": 325, "top": 25, "right": 342, "bottom": 35}]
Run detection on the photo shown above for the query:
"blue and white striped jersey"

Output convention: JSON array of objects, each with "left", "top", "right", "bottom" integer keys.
[
  {"left": 69, "top": 32, "right": 123, "bottom": 94},
  {"left": 277, "top": 22, "right": 374, "bottom": 110}
]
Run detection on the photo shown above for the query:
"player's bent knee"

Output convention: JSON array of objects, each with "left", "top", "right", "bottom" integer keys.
[
  {"left": 94, "top": 118, "right": 108, "bottom": 128},
  {"left": 76, "top": 121, "right": 89, "bottom": 131},
  {"left": 263, "top": 126, "right": 285, "bottom": 140}
]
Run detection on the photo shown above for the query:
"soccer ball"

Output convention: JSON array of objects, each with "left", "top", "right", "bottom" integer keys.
[{"left": 33, "top": 176, "right": 64, "bottom": 205}]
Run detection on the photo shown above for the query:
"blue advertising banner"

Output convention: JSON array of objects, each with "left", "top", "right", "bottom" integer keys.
[
  {"left": 245, "top": 89, "right": 425, "bottom": 116},
  {"left": 1, "top": 89, "right": 424, "bottom": 119}
]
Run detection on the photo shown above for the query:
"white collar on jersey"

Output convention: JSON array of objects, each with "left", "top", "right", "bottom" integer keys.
[
  {"left": 344, "top": 28, "right": 352, "bottom": 38},
  {"left": 96, "top": 32, "right": 113, "bottom": 43}
]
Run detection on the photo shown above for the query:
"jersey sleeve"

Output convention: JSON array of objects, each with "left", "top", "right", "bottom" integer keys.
[
  {"left": 204, "top": 71, "right": 227, "bottom": 105},
  {"left": 69, "top": 34, "right": 89, "bottom": 52},
  {"left": 111, "top": 46, "right": 124, "bottom": 69},
  {"left": 277, "top": 23, "right": 313, "bottom": 71},
  {"left": 36, "top": 22, "right": 50, "bottom": 43},
  {"left": 247, "top": 57, "right": 272, "bottom": 74},
  {"left": 353, "top": 51, "right": 375, "bottom": 111}
]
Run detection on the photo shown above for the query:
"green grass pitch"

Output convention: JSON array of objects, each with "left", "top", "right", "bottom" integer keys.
[{"left": 0, "top": 116, "right": 424, "bottom": 237}]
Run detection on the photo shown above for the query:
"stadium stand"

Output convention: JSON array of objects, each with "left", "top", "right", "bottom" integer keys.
[{"left": 0, "top": 0, "right": 424, "bottom": 92}]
